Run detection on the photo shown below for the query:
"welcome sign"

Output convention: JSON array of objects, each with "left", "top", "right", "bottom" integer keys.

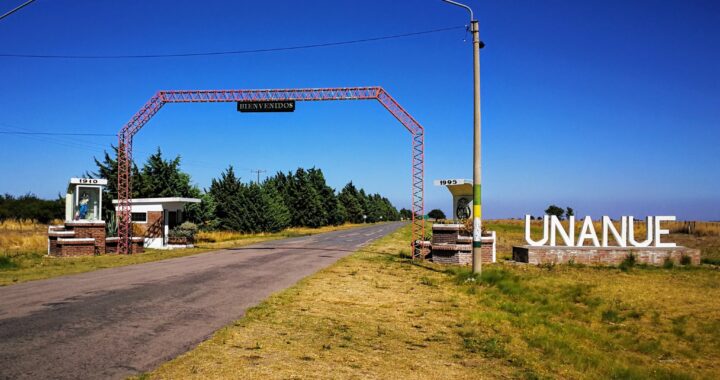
[{"left": 524, "top": 215, "right": 677, "bottom": 248}]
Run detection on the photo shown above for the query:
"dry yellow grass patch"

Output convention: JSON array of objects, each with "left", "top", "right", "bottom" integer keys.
[
  {"left": 0, "top": 219, "right": 55, "bottom": 254},
  {"left": 145, "top": 224, "right": 720, "bottom": 380},
  {"left": 148, "top": 226, "right": 514, "bottom": 379},
  {"left": 196, "top": 224, "right": 367, "bottom": 244}
]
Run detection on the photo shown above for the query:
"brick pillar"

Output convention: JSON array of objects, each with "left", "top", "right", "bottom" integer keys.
[{"left": 66, "top": 222, "right": 106, "bottom": 255}]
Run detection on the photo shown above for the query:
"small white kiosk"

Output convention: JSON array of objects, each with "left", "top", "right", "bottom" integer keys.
[
  {"left": 433, "top": 179, "right": 473, "bottom": 220},
  {"left": 112, "top": 197, "right": 200, "bottom": 249}
]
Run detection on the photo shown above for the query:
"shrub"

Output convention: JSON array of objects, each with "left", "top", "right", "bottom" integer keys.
[
  {"left": 701, "top": 257, "right": 720, "bottom": 266},
  {"left": 169, "top": 222, "right": 198, "bottom": 239},
  {"left": 663, "top": 258, "right": 675, "bottom": 269},
  {"left": 0, "top": 255, "right": 18, "bottom": 270},
  {"left": 619, "top": 253, "right": 637, "bottom": 271},
  {"left": 680, "top": 254, "right": 692, "bottom": 266}
]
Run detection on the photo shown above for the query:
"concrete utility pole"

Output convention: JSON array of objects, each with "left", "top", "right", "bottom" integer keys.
[
  {"left": 251, "top": 169, "right": 266, "bottom": 184},
  {"left": 442, "top": 0, "right": 484, "bottom": 274}
]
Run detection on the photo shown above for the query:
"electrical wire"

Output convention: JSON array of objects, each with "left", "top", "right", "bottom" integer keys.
[
  {"left": 0, "top": 0, "right": 36, "bottom": 22},
  {"left": 0, "top": 25, "right": 465, "bottom": 59},
  {"left": 0, "top": 131, "right": 116, "bottom": 136}
]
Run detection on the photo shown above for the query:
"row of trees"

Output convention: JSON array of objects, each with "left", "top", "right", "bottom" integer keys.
[
  {"left": 91, "top": 147, "right": 400, "bottom": 233},
  {"left": 0, "top": 194, "right": 64, "bottom": 223},
  {"left": 205, "top": 167, "right": 399, "bottom": 232}
]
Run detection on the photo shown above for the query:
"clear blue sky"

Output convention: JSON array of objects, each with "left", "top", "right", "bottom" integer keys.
[{"left": 1, "top": 0, "right": 718, "bottom": 220}]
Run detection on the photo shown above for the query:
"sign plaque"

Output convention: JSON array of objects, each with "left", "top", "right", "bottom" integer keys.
[{"left": 237, "top": 101, "right": 296, "bottom": 113}]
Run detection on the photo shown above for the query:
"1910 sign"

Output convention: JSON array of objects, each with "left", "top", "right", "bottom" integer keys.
[{"left": 237, "top": 101, "right": 296, "bottom": 113}]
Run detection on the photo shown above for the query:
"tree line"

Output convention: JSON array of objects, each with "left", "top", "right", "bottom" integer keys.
[
  {"left": 0, "top": 194, "right": 63, "bottom": 223},
  {"left": 91, "top": 147, "right": 400, "bottom": 233}
]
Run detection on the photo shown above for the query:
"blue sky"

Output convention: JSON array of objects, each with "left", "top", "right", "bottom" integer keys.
[{"left": 0, "top": 0, "right": 718, "bottom": 220}]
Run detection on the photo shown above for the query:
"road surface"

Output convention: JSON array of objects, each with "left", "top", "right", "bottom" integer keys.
[{"left": 0, "top": 222, "right": 404, "bottom": 379}]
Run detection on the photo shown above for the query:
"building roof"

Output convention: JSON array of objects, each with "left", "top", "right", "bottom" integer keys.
[
  {"left": 433, "top": 179, "right": 473, "bottom": 196},
  {"left": 111, "top": 197, "right": 201, "bottom": 205}
]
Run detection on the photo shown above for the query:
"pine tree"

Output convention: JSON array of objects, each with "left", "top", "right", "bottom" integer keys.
[
  {"left": 261, "top": 184, "right": 291, "bottom": 232},
  {"left": 307, "top": 168, "right": 344, "bottom": 225},
  {"left": 209, "top": 166, "right": 246, "bottom": 231},
  {"left": 339, "top": 182, "right": 364, "bottom": 223},
  {"left": 289, "top": 168, "right": 326, "bottom": 227},
  {"left": 139, "top": 148, "right": 194, "bottom": 198}
]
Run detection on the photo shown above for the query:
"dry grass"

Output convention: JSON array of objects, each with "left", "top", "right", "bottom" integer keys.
[
  {"left": 143, "top": 224, "right": 720, "bottom": 379},
  {"left": 0, "top": 221, "right": 374, "bottom": 286},
  {"left": 196, "top": 224, "right": 366, "bottom": 244},
  {"left": 0, "top": 219, "right": 56, "bottom": 254}
]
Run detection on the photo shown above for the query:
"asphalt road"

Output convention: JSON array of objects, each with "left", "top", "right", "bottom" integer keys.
[{"left": 0, "top": 222, "right": 404, "bottom": 380}]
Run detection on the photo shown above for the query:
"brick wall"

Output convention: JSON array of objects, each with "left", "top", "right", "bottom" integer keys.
[
  {"left": 51, "top": 239, "right": 96, "bottom": 257},
  {"left": 67, "top": 222, "right": 106, "bottom": 255},
  {"left": 512, "top": 246, "right": 701, "bottom": 266},
  {"left": 106, "top": 238, "right": 145, "bottom": 254},
  {"left": 431, "top": 243, "right": 493, "bottom": 265},
  {"left": 133, "top": 211, "right": 164, "bottom": 239}
]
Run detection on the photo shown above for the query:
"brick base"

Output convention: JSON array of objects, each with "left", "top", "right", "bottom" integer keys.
[
  {"left": 431, "top": 244, "right": 493, "bottom": 265},
  {"left": 105, "top": 237, "right": 145, "bottom": 254},
  {"left": 512, "top": 245, "right": 701, "bottom": 266},
  {"left": 48, "top": 222, "right": 145, "bottom": 256}
]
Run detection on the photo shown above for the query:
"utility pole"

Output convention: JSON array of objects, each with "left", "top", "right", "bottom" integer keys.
[
  {"left": 442, "top": 0, "right": 484, "bottom": 274},
  {"left": 250, "top": 169, "right": 266, "bottom": 184}
]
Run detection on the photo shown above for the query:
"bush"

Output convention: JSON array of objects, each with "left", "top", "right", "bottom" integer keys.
[
  {"left": 680, "top": 255, "right": 692, "bottom": 266},
  {"left": 701, "top": 257, "right": 720, "bottom": 266},
  {"left": 619, "top": 253, "right": 637, "bottom": 271},
  {"left": 663, "top": 258, "right": 675, "bottom": 269},
  {"left": 0, "top": 255, "right": 18, "bottom": 270},
  {"left": 169, "top": 222, "right": 198, "bottom": 239}
]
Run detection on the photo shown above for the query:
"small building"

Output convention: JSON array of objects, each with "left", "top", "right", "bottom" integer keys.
[
  {"left": 49, "top": 177, "right": 143, "bottom": 256},
  {"left": 433, "top": 179, "right": 473, "bottom": 220},
  {"left": 112, "top": 197, "right": 201, "bottom": 249},
  {"left": 429, "top": 178, "right": 496, "bottom": 264}
]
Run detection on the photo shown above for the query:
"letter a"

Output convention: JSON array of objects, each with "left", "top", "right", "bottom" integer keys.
[{"left": 577, "top": 216, "right": 600, "bottom": 247}]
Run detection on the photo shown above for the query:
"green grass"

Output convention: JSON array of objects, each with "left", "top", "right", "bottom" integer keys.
[{"left": 143, "top": 224, "right": 720, "bottom": 379}]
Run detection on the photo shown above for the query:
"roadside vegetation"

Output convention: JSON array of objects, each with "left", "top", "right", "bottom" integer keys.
[
  {"left": 0, "top": 221, "right": 370, "bottom": 286},
  {"left": 1, "top": 147, "right": 404, "bottom": 286},
  {"left": 93, "top": 147, "right": 401, "bottom": 232},
  {"left": 144, "top": 224, "right": 720, "bottom": 379}
]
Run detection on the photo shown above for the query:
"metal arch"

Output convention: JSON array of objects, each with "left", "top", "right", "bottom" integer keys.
[{"left": 117, "top": 87, "right": 425, "bottom": 257}]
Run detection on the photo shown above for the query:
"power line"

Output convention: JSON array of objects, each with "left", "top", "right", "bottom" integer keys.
[
  {"left": 0, "top": 0, "right": 36, "bottom": 22},
  {"left": 0, "top": 25, "right": 465, "bottom": 59},
  {"left": 250, "top": 169, "right": 266, "bottom": 184},
  {"left": 0, "top": 131, "right": 116, "bottom": 136}
]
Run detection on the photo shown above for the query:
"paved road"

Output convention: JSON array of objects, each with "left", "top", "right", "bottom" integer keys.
[{"left": 0, "top": 222, "right": 404, "bottom": 380}]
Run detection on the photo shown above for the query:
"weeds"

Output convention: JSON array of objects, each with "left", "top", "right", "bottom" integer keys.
[
  {"left": 619, "top": 253, "right": 637, "bottom": 271},
  {"left": 680, "top": 254, "right": 692, "bottom": 266},
  {"left": 663, "top": 258, "right": 675, "bottom": 269},
  {"left": 0, "top": 256, "right": 18, "bottom": 270}
]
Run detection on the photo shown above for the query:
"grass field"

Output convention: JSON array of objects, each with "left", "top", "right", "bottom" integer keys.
[
  {"left": 0, "top": 221, "right": 368, "bottom": 286},
  {"left": 142, "top": 224, "right": 720, "bottom": 380}
]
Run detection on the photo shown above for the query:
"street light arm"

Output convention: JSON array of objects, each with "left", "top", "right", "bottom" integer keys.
[{"left": 441, "top": 0, "right": 475, "bottom": 22}]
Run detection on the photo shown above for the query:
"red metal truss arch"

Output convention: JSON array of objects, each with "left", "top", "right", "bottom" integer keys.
[{"left": 117, "top": 87, "right": 424, "bottom": 256}]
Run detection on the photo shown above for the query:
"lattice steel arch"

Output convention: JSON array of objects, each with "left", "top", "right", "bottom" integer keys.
[{"left": 117, "top": 87, "right": 425, "bottom": 256}]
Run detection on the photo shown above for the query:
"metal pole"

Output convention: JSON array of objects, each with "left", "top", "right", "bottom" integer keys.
[
  {"left": 470, "top": 19, "right": 482, "bottom": 275},
  {"left": 442, "top": 0, "right": 483, "bottom": 274}
]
